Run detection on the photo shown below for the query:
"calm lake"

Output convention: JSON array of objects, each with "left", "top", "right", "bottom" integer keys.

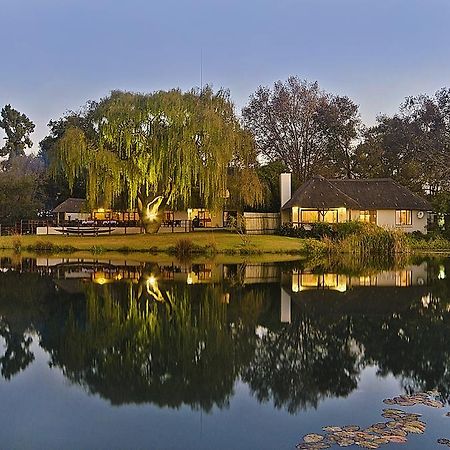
[{"left": 0, "top": 255, "right": 449, "bottom": 450}]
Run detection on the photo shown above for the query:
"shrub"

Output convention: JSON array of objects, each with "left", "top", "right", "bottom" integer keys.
[
  {"left": 310, "top": 222, "right": 334, "bottom": 239},
  {"left": 12, "top": 236, "right": 22, "bottom": 253},
  {"left": 26, "top": 240, "right": 76, "bottom": 254},
  {"left": 337, "top": 225, "right": 408, "bottom": 257},
  {"left": 333, "top": 221, "right": 366, "bottom": 239},
  {"left": 278, "top": 223, "right": 307, "bottom": 238},
  {"left": 174, "top": 238, "right": 195, "bottom": 258},
  {"left": 303, "top": 238, "right": 328, "bottom": 256},
  {"left": 91, "top": 245, "right": 105, "bottom": 254}
]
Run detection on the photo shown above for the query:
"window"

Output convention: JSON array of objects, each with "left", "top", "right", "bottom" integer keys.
[
  {"left": 291, "top": 208, "right": 339, "bottom": 224},
  {"left": 395, "top": 270, "right": 412, "bottom": 287},
  {"left": 301, "top": 210, "right": 320, "bottom": 223},
  {"left": 359, "top": 210, "right": 377, "bottom": 224},
  {"left": 292, "top": 207, "right": 299, "bottom": 224},
  {"left": 395, "top": 210, "right": 412, "bottom": 226},
  {"left": 322, "top": 210, "right": 338, "bottom": 223}
]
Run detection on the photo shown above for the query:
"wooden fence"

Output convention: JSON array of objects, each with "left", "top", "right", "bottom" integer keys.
[{"left": 243, "top": 212, "right": 281, "bottom": 235}]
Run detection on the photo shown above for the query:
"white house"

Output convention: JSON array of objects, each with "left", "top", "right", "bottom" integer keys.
[{"left": 280, "top": 174, "right": 432, "bottom": 233}]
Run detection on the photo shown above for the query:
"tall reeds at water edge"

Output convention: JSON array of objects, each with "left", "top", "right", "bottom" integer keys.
[{"left": 328, "top": 224, "right": 409, "bottom": 257}]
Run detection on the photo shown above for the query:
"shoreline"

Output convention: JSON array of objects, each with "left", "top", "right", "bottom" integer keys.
[
  {"left": 0, "top": 232, "right": 305, "bottom": 258},
  {"left": 1, "top": 233, "right": 449, "bottom": 262}
]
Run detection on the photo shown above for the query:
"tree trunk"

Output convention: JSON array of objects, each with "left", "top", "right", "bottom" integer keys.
[{"left": 137, "top": 194, "right": 165, "bottom": 234}]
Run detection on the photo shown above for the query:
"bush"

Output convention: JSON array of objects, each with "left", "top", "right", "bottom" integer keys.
[
  {"left": 337, "top": 225, "right": 408, "bottom": 257},
  {"left": 310, "top": 222, "right": 334, "bottom": 239},
  {"left": 279, "top": 221, "right": 365, "bottom": 240},
  {"left": 26, "top": 240, "right": 76, "bottom": 254},
  {"left": 174, "top": 238, "right": 195, "bottom": 258},
  {"left": 12, "top": 236, "right": 22, "bottom": 253},
  {"left": 303, "top": 238, "right": 328, "bottom": 256},
  {"left": 333, "top": 221, "right": 366, "bottom": 239}
]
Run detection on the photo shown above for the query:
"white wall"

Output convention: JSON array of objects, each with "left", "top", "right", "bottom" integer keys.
[
  {"left": 280, "top": 173, "right": 292, "bottom": 208},
  {"left": 376, "top": 209, "right": 427, "bottom": 233}
]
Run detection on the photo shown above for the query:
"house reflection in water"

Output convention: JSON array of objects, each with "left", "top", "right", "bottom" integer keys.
[
  {"left": 32, "top": 257, "right": 434, "bottom": 326},
  {"left": 281, "top": 262, "right": 431, "bottom": 323},
  {"left": 289, "top": 264, "right": 427, "bottom": 293}
]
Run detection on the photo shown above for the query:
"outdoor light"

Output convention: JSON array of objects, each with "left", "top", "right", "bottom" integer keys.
[
  {"left": 147, "top": 275, "right": 157, "bottom": 287},
  {"left": 93, "top": 276, "right": 108, "bottom": 285}
]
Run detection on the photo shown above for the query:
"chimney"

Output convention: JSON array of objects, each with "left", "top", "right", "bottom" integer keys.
[{"left": 280, "top": 173, "right": 292, "bottom": 208}]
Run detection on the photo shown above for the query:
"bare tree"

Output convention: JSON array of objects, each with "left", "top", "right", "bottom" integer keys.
[{"left": 242, "top": 77, "right": 360, "bottom": 182}]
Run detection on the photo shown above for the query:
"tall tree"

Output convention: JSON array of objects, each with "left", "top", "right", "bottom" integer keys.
[
  {"left": 318, "top": 95, "right": 361, "bottom": 178},
  {"left": 242, "top": 77, "right": 360, "bottom": 183},
  {"left": 50, "top": 88, "right": 261, "bottom": 232},
  {"left": 0, "top": 156, "right": 45, "bottom": 226},
  {"left": 38, "top": 111, "right": 92, "bottom": 209},
  {"left": 355, "top": 88, "right": 450, "bottom": 194},
  {"left": 0, "top": 105, "right": 35, "bottom": 162}
]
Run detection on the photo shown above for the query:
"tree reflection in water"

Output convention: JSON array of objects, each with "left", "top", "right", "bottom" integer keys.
[
  {"left": 242, "top": 312, "right": 361, "bottom": 413},
  {"left": 0, "top": 258, "right": 450, "bottom": 413},
  {"left": 40, "top": 266, "right": 263, "bottom": 411}
]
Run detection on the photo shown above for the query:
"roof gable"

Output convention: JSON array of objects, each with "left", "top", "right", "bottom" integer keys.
[
  {"left": 330, "top": 179, "right": 432, "bottom": 210},
  {"left": 282, "top": 176, "right": 361, "bottom": 210},
  {"left": 282, "top": 177, "right": 432, "bottom": 211},
  {"left": 52, "top": 198, "right": 87, "bottom": 213}
]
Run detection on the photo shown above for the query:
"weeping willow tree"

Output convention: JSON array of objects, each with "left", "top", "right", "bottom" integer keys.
[{"left": 50, "top": 88, "right": 262, "bottom": 232}]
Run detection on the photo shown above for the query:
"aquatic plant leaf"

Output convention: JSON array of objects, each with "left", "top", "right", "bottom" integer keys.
[
  {"left": 342, "top": 425, "right": 360, "bottom": 432},
  {"left": 355, "top": 441, "right": 379, "bottom": 449},
  {"left": 303, "top": 433, "right": 325, "bottom": 443},
  {"left": 322, "top": 426, "right": 342, "bottom": 432},
  {"left": 384, "top": 435, "right": 408, "bottom": 443}
]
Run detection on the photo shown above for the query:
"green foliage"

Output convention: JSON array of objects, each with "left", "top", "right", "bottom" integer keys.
[
  {"left": 25, "top": 240, "right": 76, "bottom": 254},
  {"left": 12, "top": 236, "right": 21, "bottom": 253},
  {"left": 407, "top": 234, "right": 450, "bottom": 251},
  {"left": 174, "top": 238, "right": 196, "bottom": 258},
  {"left": 336, "top": 224, "right": 408, "bottom": 257},
  {"left": 0, "top": 105, "right": 35, "bottom": 162},
  {"left": 302, "top": 238, "right": 328, "bottom": 256},
  {"left": 279, "top": 221, "right": 408, "bottom": 257},
  {"left": 355, "top": 88, "right": 450, "bottom": 196},
  {"left": 279, "top": 221, "right": 366, "bottom": 240},
  {"left": 0, "top": 156, "right": 45, "bottom": 226},
  {"left": 50, "top": 88, "right": 262, "bottom": 212}
]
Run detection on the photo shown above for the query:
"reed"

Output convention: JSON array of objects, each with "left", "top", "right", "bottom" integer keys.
[{"left": 330, "top": 224, "right": 409, "bottom": 257}]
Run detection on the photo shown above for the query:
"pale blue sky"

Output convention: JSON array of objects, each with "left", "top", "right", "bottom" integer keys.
[{"left": 1, "top": 0, "right": 449, "bottom": 150}]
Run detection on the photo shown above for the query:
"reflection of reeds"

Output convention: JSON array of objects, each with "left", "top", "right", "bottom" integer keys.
[{"left": 304, "top": 253, "right": 411, "bottom": 276}]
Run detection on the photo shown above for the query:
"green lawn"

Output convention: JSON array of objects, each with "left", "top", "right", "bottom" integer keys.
[{"left": 0, "top": 232, "right": 305, "bottom": 255}]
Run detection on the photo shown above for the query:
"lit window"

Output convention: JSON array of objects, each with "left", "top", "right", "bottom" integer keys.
[
  {"left": 395, "top": 270, "right": 412, "bottom": 287},
  {"left": 301, "top": 210, "right": 320, "bottom": 223},
  {"left": 395, "top": 210, "right": 412, "bottom": 226},
  {"left": 359, "top": 210, "right": 377, "bottom": 224},
  {"left": 322, "top": 210, "right": 338, "bottom": 223}
]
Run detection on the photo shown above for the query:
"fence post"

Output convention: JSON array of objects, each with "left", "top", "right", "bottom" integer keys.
[{"left": 20, "top": 220, "right": 23, "bottom": 235}]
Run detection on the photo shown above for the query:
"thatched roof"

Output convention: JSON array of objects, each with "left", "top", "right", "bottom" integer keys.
[
  {"left": 282, "top": 176, "right": 360, "bottom": 210},
  {"left": 331, "top": 179, "right": 432, "bottom": 210},
  {"left": 52, "top": 198, "right": 86, "bottom": 213},
  {"left": 282, "top": 177, "right": 432, "bottom": 211}
]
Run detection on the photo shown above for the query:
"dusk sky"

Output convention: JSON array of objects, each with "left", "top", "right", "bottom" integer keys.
[{"left": 1, "top": 0, "right": 450, "bottom": 150}]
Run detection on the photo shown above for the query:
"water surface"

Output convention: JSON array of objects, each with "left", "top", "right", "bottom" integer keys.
[{"left": 0, "top": 256, "right": 449, "bottom": 449}]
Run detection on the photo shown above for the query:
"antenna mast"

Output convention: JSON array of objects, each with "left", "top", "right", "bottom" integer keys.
[{"left": 200, "top": 49, "right": 203, "bottom": 93}]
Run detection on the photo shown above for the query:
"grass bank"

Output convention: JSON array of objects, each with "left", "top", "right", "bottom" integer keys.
[
  {"left": 406, "top": 235, "right": 450, "bottom": 253},
  {"left": 0, "top": 232, "right": 305, "bottom": 256}
]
